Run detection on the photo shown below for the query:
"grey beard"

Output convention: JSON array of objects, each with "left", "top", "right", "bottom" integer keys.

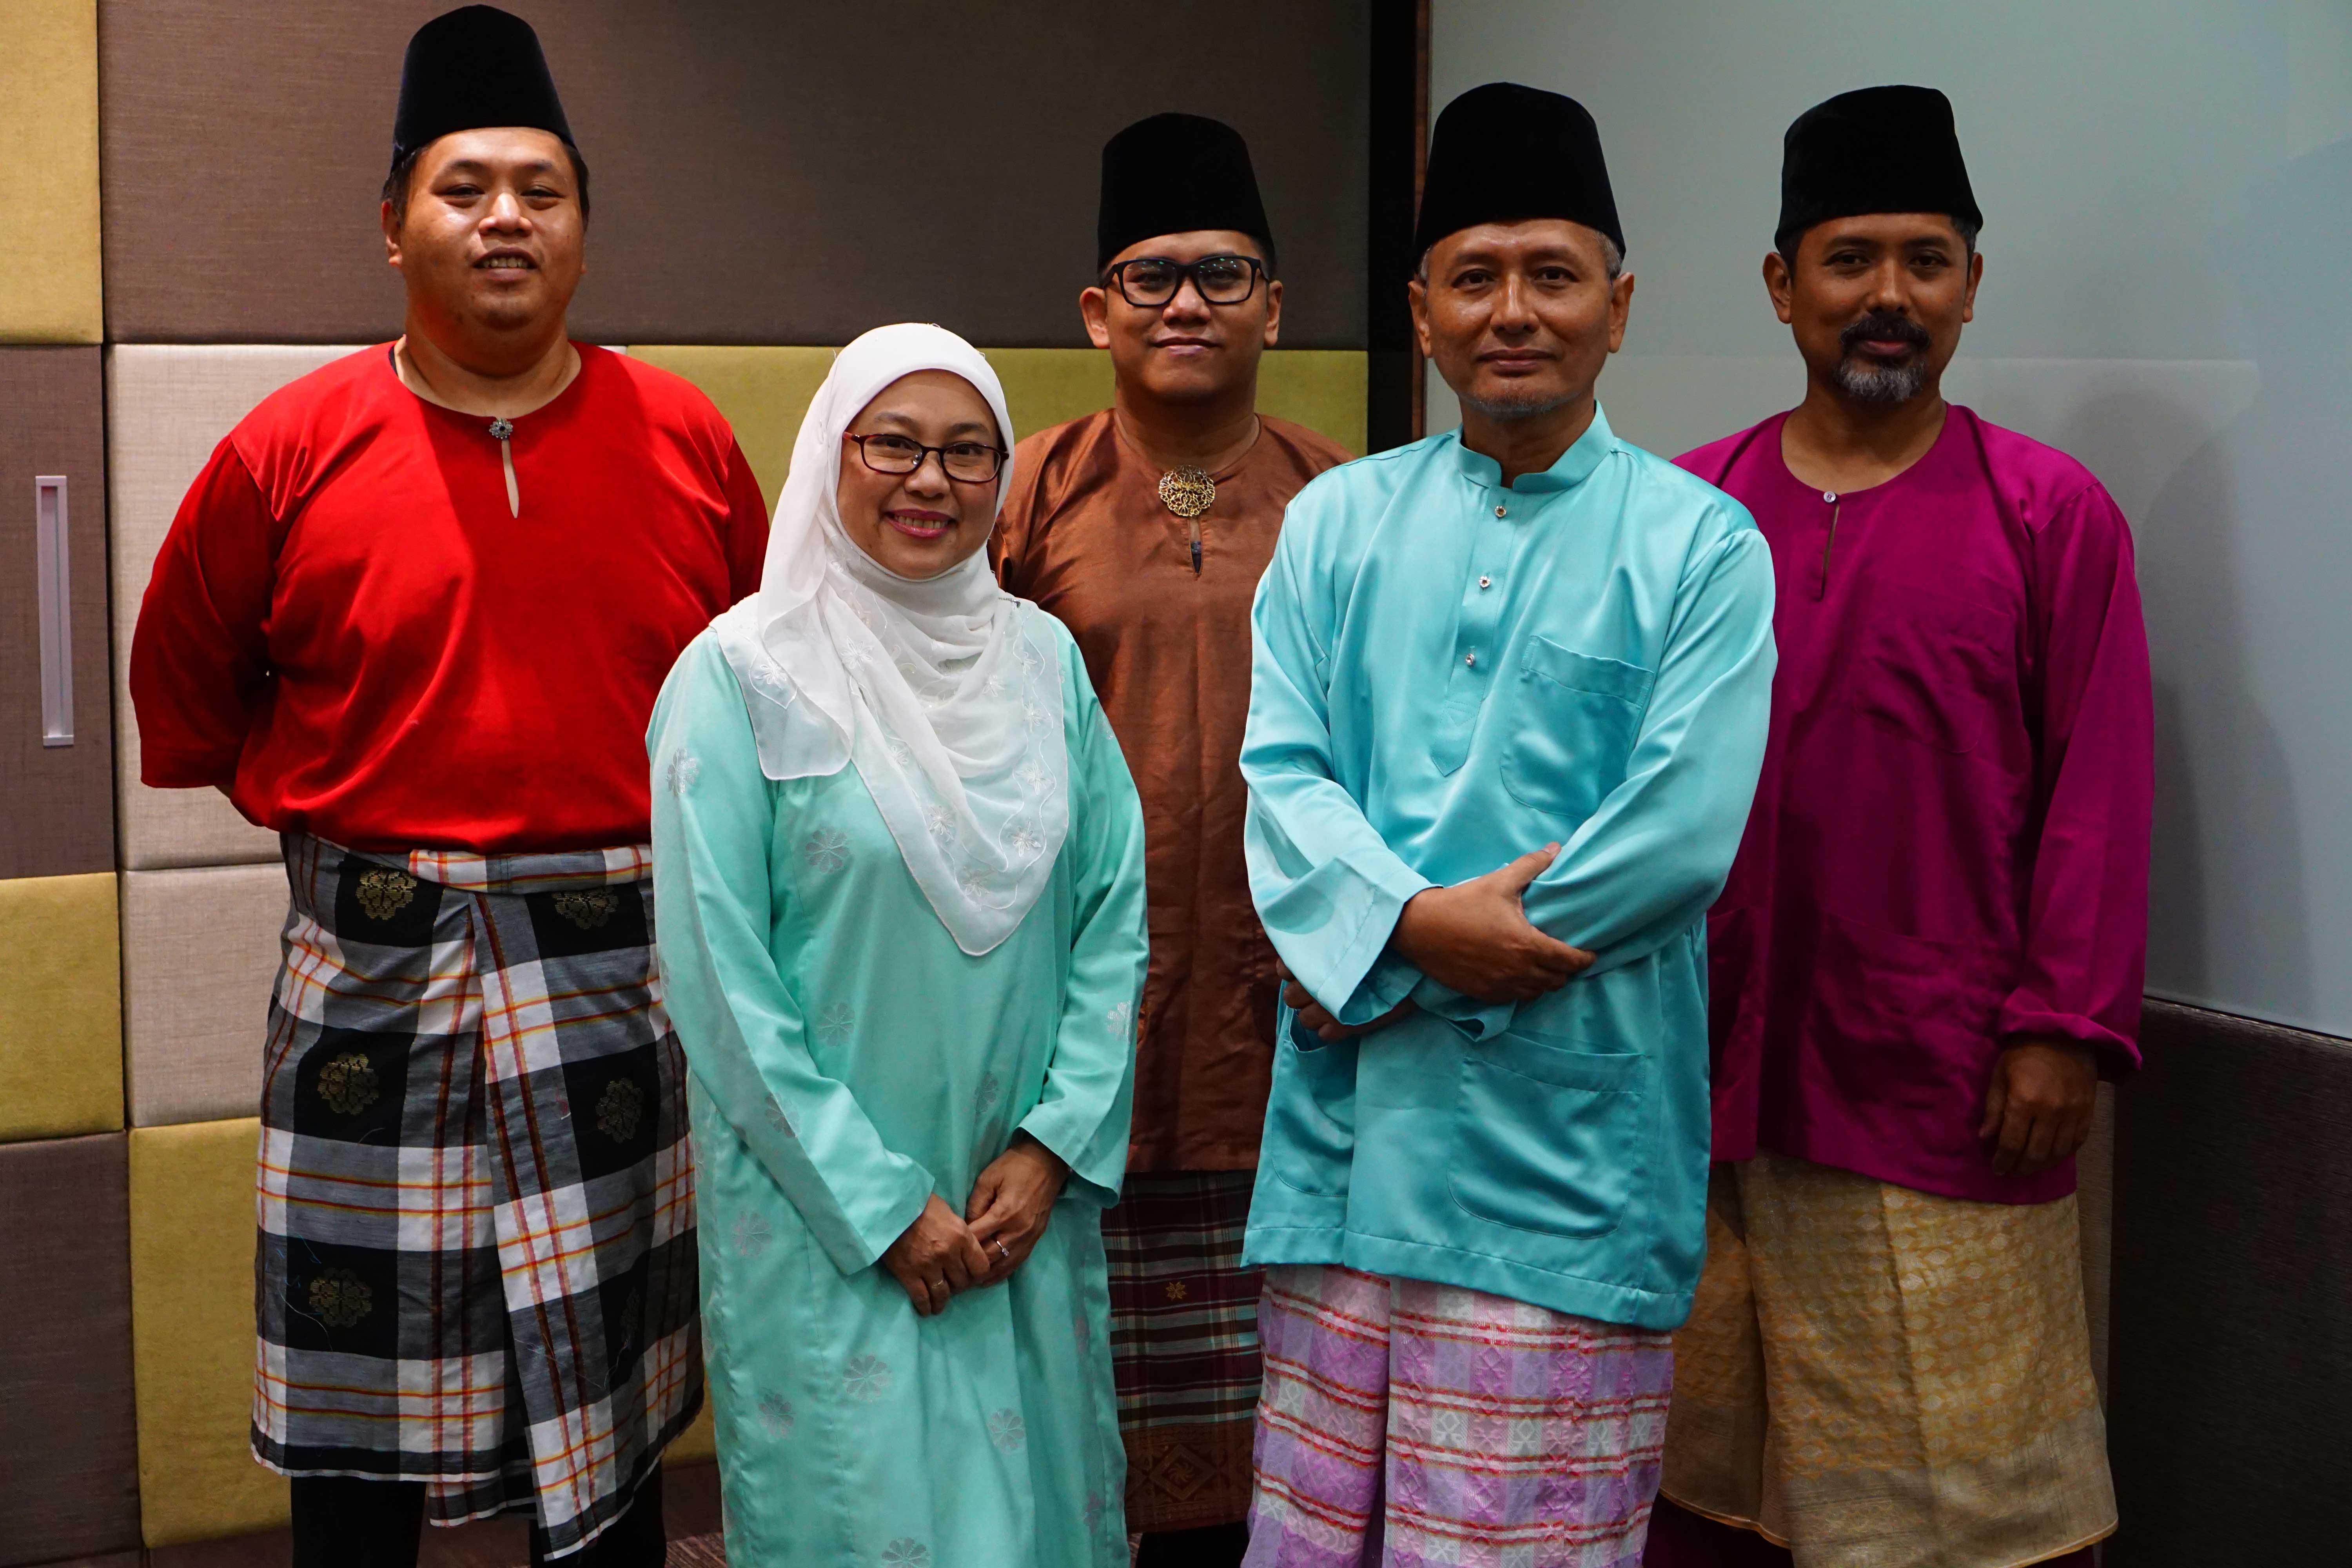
[
  {"left": 1832, "top": 354, "right": 1932, "bottom": 405},
  {"left": 1459, "top": 385, "right": 1581, "bottom": 423}
]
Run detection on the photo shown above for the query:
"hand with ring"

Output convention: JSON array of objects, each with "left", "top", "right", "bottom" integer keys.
[
  {"left": 881, "top": 1194, "right": 992, "bottom": 1318},
  {"left": 966, "top": 1134, "right": 1069, "bottom": 1286}
]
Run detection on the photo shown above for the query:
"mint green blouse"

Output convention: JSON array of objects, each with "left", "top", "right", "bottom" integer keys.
[{"left": 649, "top": 610, "right": 1147, "bottom": 1568}]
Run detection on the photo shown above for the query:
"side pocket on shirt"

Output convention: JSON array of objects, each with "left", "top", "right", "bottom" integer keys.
[
  {"left": 1843, "top": 579, "right": 2012, "bottom": 755},
  {"left": 1448, "top": 1030, "right": 1645, "bottom": 1240},
  {"left": 1498, "top": 637, "right": 1655, "bottom": 825},
  {"left": 1261, "top": 1010, "right": 1359, "bottom": 1198}
]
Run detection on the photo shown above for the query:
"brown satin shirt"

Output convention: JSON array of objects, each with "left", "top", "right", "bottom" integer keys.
[{"left": 993, "top": 409, "right": 1352, "bottom": 1171}]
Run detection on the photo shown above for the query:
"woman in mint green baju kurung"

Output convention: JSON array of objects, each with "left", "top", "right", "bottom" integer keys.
[{"left": 648, "top": 325, "right": 1147, "bottom": 1568}]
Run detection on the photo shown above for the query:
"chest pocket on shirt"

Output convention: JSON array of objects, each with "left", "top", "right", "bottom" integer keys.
[
  {"left": 1499, "top": 637, "right": 1655, "bottom": 824},
  {"left": 1844, "top": 580, "right": 2012, "bottom": 754}
]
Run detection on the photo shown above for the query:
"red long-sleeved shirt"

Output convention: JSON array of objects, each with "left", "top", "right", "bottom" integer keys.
[
  {"left": 131, "top": 343, "right": 768, "bottom": 853},
  {"left": 1679, "top": 407, "right": 2153, "bottom": 1203}
]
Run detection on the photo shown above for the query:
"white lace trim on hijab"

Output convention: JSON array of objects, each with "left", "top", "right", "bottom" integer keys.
[{"left": 711, "top": 323, "right": 1067, "bottom": 957}]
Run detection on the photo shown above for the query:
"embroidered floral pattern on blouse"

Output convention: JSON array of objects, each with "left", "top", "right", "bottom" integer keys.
[
  {"left": 597, "top": 1078, "right": 644, "bottom": 1142},
  {"left": 317, "top": 1051, "right": 379, "bottom": 1115},
  {"left": 843, "top": 1354, "right": 891, "bottom": 1402},
  {"left": 552, "top": 888, "right": 617, "bottom": 930},
  {"left": 1072, "top": 1312, "right": 1091, "bottom": 1351},
  {"left": 880, "top": 1541, "right": 929, "bottom": 1567},
  {"left": 355, "top": 869, "right": 416, "bottom": 921},
  {"left": 986, "top": 1408, "right": 1027, "bottom": 1452},
  {"left": 1084, "top": 1491, "right": 1106, "bottom": 1533},
  {"left": 764, "top": 1093, "right": 797, "bottom": 1137},
  {"left": 801, "top": 828, "right": 850, "bottom": 873},
  {"left": 977, "top": 1072, "right": 1002, "bottom": 1109},
  {"left": 816, "top": 1003, "right": 855, "bottom": 1045},
  {"left": 1105, "top": 1000, "right": 1133, "bottom": 1036},
  {"left": 664, "top": 747, "right": 701, "bottom": 797},
  {"left": 733, "top": 1211, "right": 771, "bottom": 1258},
  {"left": 308, "top": 1267, "right": 374, "bottom": 1328},
  {"left": 758, "top": 1393, "right": 795, "bottom": 1438}
]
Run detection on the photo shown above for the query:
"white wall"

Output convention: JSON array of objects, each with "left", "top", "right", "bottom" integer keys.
[{"left": 1428, "top": 0, "right": 2352, "bottom": 1036}]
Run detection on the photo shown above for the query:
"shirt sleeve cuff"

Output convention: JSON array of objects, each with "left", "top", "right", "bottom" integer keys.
[{"left": 1998, "top": 995, "right": 2142, "bottom": 1074}]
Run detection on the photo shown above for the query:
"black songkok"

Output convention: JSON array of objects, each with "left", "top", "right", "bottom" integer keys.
[
  {"left": 391, "top": 6, "right": 574, "bottom": 172},
  {"left": 1096, "top": 114, "right": 1276, "bottom": 273},
  {"left": 1777, "top": 85, "right": 1981, "bottom": 257},
  {"left": 1412, "top": 83, "right": 1623, "bottom": 263}
]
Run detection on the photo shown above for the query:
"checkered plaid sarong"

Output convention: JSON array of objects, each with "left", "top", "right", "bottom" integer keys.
[
  {"left": 251, "top": 833, "right": 701, "bottom": 1558},
  {"left": 1246, "top": 1264, "right": 1673, "bottom": 1568},
  {"left": 1105, "top": 1171, "right": 1265, "bottom": 1531}
]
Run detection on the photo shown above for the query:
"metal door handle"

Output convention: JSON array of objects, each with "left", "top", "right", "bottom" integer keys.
[{"left": 36, "top": 475, "right": 73, "bottom": 747}]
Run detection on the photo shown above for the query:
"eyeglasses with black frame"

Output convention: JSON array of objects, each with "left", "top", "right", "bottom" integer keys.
[
  {"left": 1105, "top": 254, "right": 1267, "bottom": 308},
  {"left": 846, "top": 432, "right": 1007, "bottom": 485}
]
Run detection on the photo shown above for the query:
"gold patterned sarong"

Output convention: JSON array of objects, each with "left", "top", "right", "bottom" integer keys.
[{"left": 1660, "top": 1154, "right": 2116, "bottom": 1567}]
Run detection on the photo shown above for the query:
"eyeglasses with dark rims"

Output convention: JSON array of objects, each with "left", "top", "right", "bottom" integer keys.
[
  {"left": 1104, "top": 254, "right": 1267, "bottom": 308},
  {"left": 845, "top": 432, "right": 1007, "bottom": 485}
]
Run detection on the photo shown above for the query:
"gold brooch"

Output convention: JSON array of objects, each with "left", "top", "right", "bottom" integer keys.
[
  {"left": 318, "top": 1051, "right": 380, "bottom": 1116},
  {"left": 597, "top": 1077, "right": 645, "bottom": 1142},
  {"left": 355, "top": 869, "right": 416, "bottom": 921},
  {"left": 1157, "top": 466, "right": 1216, "bottom": 519}
]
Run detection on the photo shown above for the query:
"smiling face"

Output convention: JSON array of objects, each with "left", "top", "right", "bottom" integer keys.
[
  {"left": 1768, "top": 212, "right": 1981, "bottom": 407},
  {"left": 383, "top": 127, "right": 586, "bottom": 350},
  {"left": 1410, "top": 219, "right": 1632, "bottom": 423},
  {"left": 835, "top": 370, "right": 1005, "bottom": 581},
  {"left": 1081, "top": 229, "right": 1281, "bottom": 406}
]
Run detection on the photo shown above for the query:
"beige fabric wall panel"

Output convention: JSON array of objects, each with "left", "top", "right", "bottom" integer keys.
[
  {"left": 632, "top": 346, "right": 1368, "bottom": 510},
  {"left": 122, "top": 864, "right": 288, "bottom": 1128},
  {"left": 100, "top": 0, "right": 1369, "bottom": 347},
  {"left": 0, "top": 871, "right": 123, "bottom": 1142},
  {"left": 0, "top": 0, "right": 102, "bottom": 343},
  {"left": 0, "top": 347, "right": 114, "bottom": 877},
  {"left": 129, "top": 1117, "right": 289, "bottom": 1547},
  {"left": 108, "top": 346, "right": 361, "bottom": 869},
  {"left": 0, "top": 1133, "right": 141, "bottom": 1564}
]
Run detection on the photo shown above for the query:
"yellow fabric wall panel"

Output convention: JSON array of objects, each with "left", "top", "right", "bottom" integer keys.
[
  {"left": 129, "top": 1117, "right": 287, "bottom": 1547},
  {"left": 0, "top": 0, "right": 102, "bottom": 343},
  {"left": 665, "top": 1392, "right": 718, "bottom": 1467},
  {"left": 631, "top": 347, "right": 1366, "bottom": 508},
  {"left": 0, "top": 871, "right": 123, "bottom": 1141}
]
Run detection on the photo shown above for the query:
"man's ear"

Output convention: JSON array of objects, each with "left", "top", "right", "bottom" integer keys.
[
  {"left": 1606, "top": 270, "right": 1635, "bottom": 354},
  {"left": 1407, "top": 278, "right": 1430, "bottom": 360},
  {"left": 1762, "top": 250, "right": 1795, "bottom": 325},
  {"left": 1261, "top": 278, "right": 1283, "bottom": 349},
  {"left": 383, "top": 200, "right": 404, "bottom": 269},
  {"left": 1079, "top": 286, "right": 1112, "bottom": 350},
  {"left": 1962, "top": 249, "right": 1984, "bottom": 324}
]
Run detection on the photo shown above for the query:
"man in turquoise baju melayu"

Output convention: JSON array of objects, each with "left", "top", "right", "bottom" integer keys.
[{"left": 1237, "top": 84, "right": 1777, "bottom": 1566}]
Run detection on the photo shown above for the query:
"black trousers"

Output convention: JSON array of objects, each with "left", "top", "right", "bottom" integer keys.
[
  {"left": 1135, "top": 1521, "right": 1250, "bottom": 1568},
  {"left": 289, "top": 1466, "right": 666, "bottom": 1568}
]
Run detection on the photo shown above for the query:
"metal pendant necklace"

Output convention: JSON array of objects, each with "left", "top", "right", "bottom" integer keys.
[{"left": 486, "top": 416, "right": 519, "bottom": 518}]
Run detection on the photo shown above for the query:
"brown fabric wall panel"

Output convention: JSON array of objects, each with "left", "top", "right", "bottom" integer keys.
[
  {"left": 0, "top": 1132, "right": 141, "bottom": 1564},
  {"left": 101, "top": 0, "right": 1369, "bottom": 348},
  {"left": 0, "top": 346, "right": 114, "bottom": 878},
  {"left": 2105, "top": 1001, "right": 2352, "bottom": 1566}
]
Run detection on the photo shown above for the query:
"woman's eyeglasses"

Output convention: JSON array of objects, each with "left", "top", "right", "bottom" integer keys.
[
  {"left": 1104, "top": 254, "right": 1267, "bottom": 308},
  {"left": 847, "top": 433, "right": 1006, "bottom": 484}
]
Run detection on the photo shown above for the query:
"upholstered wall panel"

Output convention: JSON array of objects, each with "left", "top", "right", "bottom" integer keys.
[
  {"left": 122, "top": 864, "right": 287, "bottom": 1128},
  {"left": 0, "top": 1133, "right": 139, "bottom": 1564},
  {"left": 129, "top": 1117, "right": 288, "bottom": 1547},
  {"left": 0, "top": 347, "right": 114, "bottom": 877},
  {"left": 108, "top": 346, "right": 360, "bottom": 869},
  {"left": 2106, "top": 1002, "right": 2351, "bottom": 1565},
  {"left": 0, "top": 871, "right": 123, "bottom": 1142},
  {"left": 0, "top": 0, "right": 102, "bottom": 343},
  {"left": 101, "top": 0, "right": 1369, "bottom": 348},
  {"left": 632, "top": 346, "right": 1368, "bottom": 510}
]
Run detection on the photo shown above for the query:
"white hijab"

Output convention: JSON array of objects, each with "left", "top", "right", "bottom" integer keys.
[{"left": 711, "top": 323, "right": 1066, "bottom": 956}]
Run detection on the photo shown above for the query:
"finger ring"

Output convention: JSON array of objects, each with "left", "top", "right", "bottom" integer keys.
[
  {"left": 928, "top": 1278, "right": 948, "bottom": 1294},
  {"left": 995, "top": 1240, "right": 1011, "bottom": 1260}
]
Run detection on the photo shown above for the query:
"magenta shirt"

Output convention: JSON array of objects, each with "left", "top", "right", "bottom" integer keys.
[{"left": 1678, "top": 407, "right": 2152, "bottom": 1204}]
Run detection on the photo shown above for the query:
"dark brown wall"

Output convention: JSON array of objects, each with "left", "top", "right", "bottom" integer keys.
[
  {"left": 100, "top": 0, "right": 1371, "bottom": 348},
  {"left": 2106, "top": 1001, "right": 2352, "bottom": 1565},
  {"left": 0, "top": 1134, "right": 140, "bottom": 1564},
  {"left": 0, "top": 347, "right": 114, "bottom": 879}
]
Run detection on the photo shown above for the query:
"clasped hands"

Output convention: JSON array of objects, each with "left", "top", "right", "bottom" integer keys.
[
  {"left": 1282, "top": 843, "right": 1595, "bottom": 1043},
  {"left": 880, "top": 1134, "right": 1067, "bottom": 1317}
]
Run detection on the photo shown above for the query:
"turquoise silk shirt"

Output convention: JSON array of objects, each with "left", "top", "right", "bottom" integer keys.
[{"left": 1240, "top": 410, "right": 1776, "bottom": 1329}]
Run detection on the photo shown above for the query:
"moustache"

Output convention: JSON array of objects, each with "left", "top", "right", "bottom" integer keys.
[{"left": 1839, "top": 313, "right": 1932, "bottom": 354}]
